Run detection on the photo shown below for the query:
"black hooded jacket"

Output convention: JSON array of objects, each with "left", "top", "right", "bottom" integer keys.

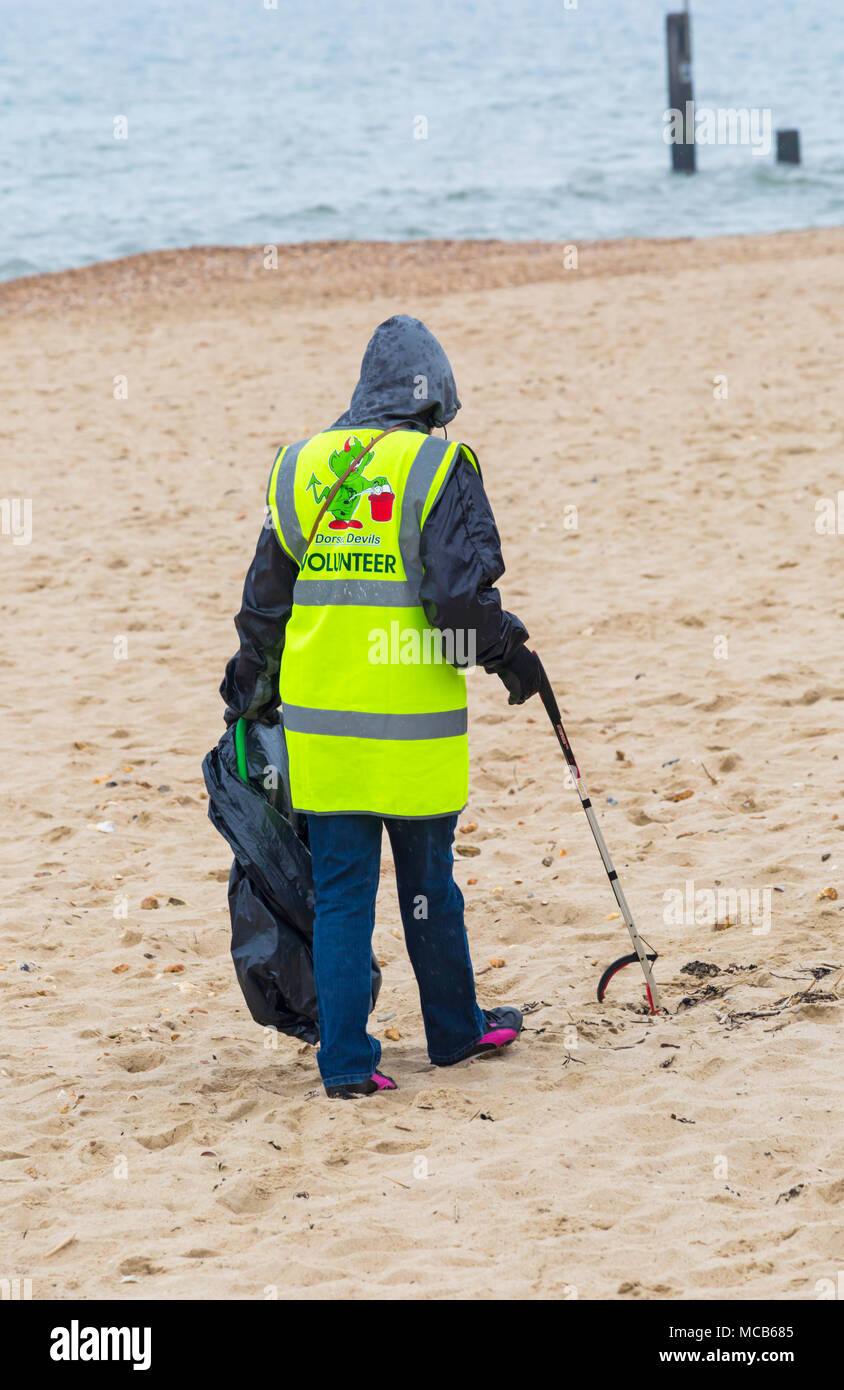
[{"left": 221, "top": 315, "right": 528, "bottom": 722}]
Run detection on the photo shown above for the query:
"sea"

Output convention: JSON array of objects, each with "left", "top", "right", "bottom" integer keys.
[{"left": 1, "top": 0, "right": 842, "bottom": 280}]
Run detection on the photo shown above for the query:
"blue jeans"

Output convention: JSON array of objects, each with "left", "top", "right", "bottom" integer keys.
[{"left": 306, "top": 813, "right": 487, "bottom": 1087}]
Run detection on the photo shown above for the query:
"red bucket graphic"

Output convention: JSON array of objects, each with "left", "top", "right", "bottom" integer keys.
[{"left": 369, "top": 490, "right": 395, "bottom": 522}]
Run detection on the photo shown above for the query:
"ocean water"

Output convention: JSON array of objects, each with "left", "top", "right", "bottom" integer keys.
[{"left": 1, "top": 0, "right": 842, "bottom": 280}]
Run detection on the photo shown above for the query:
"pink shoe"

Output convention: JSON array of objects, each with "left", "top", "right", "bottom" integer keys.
[
  {"left": 325, "top": 1070, "right": 397, "bottom": 1099},
  {"left": 434, "top": 1006, "right": 523, "bottom": 1066}
]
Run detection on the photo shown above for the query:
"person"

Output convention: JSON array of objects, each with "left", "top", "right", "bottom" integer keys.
[{"left": 221, "top": 315, "right": 542, "bottom": 1098}]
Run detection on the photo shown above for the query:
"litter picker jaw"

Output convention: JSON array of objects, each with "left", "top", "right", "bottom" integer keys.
[
  {"left": 597, "top": 951, "right": 659, "bottom": 1010},
  {"left": 534, "top": 658, "right": 663, "bottom": 1015}
]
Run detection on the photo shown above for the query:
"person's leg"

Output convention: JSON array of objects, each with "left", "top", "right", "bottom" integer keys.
[
  {"left": 306, "top": 813, "right": 383, "bottom": 1088},
  {"left": 386, "top": 814, "right": 487, "bottom": 1065}
]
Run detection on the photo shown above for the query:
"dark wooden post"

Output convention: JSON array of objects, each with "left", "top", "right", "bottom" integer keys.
[
  {"left": 666, "top": 9, "right": 695, "bottom": 173},
  {"left": 776, "top": 129, "right": 801, "bottom": 164}
]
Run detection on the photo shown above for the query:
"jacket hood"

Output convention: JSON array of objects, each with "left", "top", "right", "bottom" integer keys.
[{"left": 330, "top": 315, "right": 461, "bottom": 432}]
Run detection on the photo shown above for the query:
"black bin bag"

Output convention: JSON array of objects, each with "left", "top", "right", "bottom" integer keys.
[{"left": 202, "top": 719, "right": 382, "bottom": 1044}]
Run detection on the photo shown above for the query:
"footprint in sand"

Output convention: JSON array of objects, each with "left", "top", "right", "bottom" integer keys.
[
  {"left": 135, "top": 1119, "right": 195, "bottom": 1151},
  {"left": 110, "top": 1045, "right": 166, "bottom": 1074},
  {"left": 216, "top": 1176, "right": 275, "bottom": 1214},
  {"left": 118, "top": 1255, "right": 164, "bottom": 1277}
]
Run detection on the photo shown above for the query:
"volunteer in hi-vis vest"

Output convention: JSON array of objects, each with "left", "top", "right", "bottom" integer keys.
[{"left": 221, "top": 316, "right": 542, "bottom": 1098}]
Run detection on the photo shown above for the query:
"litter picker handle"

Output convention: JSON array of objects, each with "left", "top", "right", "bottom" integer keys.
[
  {"left": 533, "top": 653, "right": 662, "bottom": 1014},
  {"left": 537, "top": 662, "right": 561, "bottom": 723},
  {"left": 537, "top": 660, "right": 580, "bottom": 781}
]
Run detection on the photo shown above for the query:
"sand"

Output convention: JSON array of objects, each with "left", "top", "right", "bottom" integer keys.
[{"left": 1, "top": 229, "right": 842, "bottom": 1301}]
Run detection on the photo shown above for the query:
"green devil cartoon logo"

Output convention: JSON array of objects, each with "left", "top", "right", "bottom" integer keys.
[{"left": 305, "top": 436, "right": 394, "bottom": 530}]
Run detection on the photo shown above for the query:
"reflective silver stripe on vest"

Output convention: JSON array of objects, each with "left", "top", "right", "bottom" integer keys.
[
  {"left": 282, "top": 704, "right": 467, "bottom": 740},
  {"left": 398, "top": 435, "right": 453, "bottom": 593},
  {"left": 293, "top": 577, "right": 419, "bottom": 606},
  {"left": 271, "top": 441, "right": 308, "bottom": 562}
]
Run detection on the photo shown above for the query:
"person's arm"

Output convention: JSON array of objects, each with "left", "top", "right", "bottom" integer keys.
[
  {"left": 419, "top": 447, "right": 541, "bottom": 702},
  {"left": 219, "top": 520, "right": 299, "bottom": 723}
]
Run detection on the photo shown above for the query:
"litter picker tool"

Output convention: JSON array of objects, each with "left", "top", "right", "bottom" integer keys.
[{"left": 535, "top": 658, "right": 662, "bottom": 1013}]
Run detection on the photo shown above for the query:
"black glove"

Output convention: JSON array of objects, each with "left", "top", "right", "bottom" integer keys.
[{"left": 495, "top": 646, "right": 544, "bottom": 706}]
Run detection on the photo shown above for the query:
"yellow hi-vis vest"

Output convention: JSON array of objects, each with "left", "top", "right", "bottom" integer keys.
[{"left": 267, "top": 427, "right": 479, "bottom": 817}]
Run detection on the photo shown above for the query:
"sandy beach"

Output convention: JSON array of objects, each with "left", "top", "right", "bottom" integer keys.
[{"left": 1, "top": 228, "right": 842, "bottom": 1301}]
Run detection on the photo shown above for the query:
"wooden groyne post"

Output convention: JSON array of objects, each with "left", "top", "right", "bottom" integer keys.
[
  {"left": 776, "top": 129, "right": 801, "bottom": 164},
  {"left": 666, "top": 7, "right": 695, "bottom": 172}
]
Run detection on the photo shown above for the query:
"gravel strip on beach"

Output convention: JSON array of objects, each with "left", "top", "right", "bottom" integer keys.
[{"left": 2, "top": 228, "right": 842, "bottom": 319}]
